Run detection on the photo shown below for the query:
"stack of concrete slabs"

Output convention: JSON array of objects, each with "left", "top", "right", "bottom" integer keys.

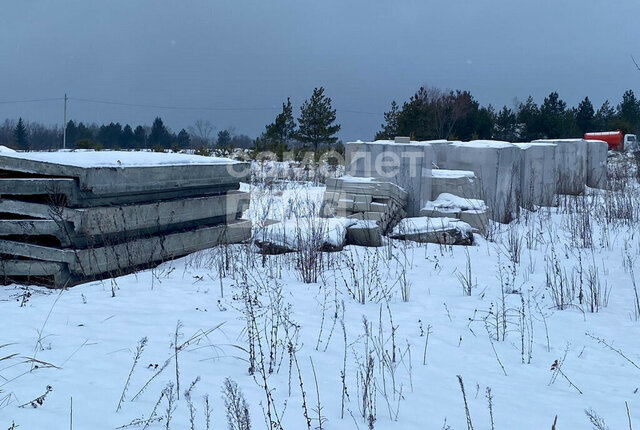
[{"left": 0, "top": 151, "right": 251, "bottom": 287}]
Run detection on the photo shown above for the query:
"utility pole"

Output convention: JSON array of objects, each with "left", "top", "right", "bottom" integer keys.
[{"left": 63, "top": 93, "right": 68, "bottom": 150}]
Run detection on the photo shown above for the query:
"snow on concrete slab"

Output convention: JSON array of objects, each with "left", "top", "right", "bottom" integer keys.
[
  {"left": 451, "top": 140, "right": 515, "bottom": 149},
  {"left": 0, "top": 150, "right": 239, "bottom": 168},
  {"left": 423, "top": 193, "right": 487, "bottom": 212},
  {"left": 351, "top": 139, "right": 434, "bottom": 147},
  {"left": 533, "top": 138, "right": 585, "bottom": 143},
  {"left": 255, "top": 217, "right": 357, "bottom": 252},
  {"left": 338, "top": 175, "right": 377, "bottom": 183},
  {"left": 392, "top": 216, "right": 473, "bottom": 236},
  {"left": 349, "top": 219, "right": 378, "bottom": 229},
  {"left": 431, "top": 169, "right": 475, "bottom": 178},
  {"left": 512, "top": 142, "right": 558, "bottom": 149}
]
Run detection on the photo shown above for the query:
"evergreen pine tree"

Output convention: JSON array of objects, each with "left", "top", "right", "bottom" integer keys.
[
  {"left": 66, "top": 120, "right": 78, "bottom": 147},
  {"left": 264, "top": 97, "right": 296, "bottom": 147},
  {"left": 133, "top": 125, "right": 147, "bottom": 148},
  {"left": 120, "top": 124, "right": 135, "bottom": 149},
  {"left": 575, "top": 97, "right": 595, "bottom": 134},
  {"left": 493, "top": 106, "right": 519, "bottom": 141},
  {"left": 97, "top": 122, "right": 123, "bottom": 149},
  {"left": 539, "top": 92, "right": 567, "bottom": 138},
  {"left": 177, "top": 129, "right": 191, "bottom": 149},
  {"left": 217, "top": 129, "right": 231, "bottom": 148},
  {"left": 517, "top": 96, "right": 542, "bottom": 141},
  {"left": 297, "top": 87, "right": 341, "bottom": 151},
  {"left": 617, "top": 90, "right": 640, "bottom": 133},
  {"left": 375, "top": 101, "right": 400, "bottom": 140},
  {"left": 13, "top": 118, "right": 28, "bottom": 150},
  {"left": 148, "top": 117, "right": 171, "bottom": 149},
  {"left": 594, "top": 101, "right": 616, "bottom": 131},
  {"left": 76, "top": 122, "right": 94, "bottom": 142}
]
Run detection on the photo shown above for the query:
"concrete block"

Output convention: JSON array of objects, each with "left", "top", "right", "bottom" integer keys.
[
  {"left": 337, "top": 199, "right": 370, "bottom": 212},
  {"left": 513, "top": 142, "right": 557, "bottom": 208},
  {"left": 459, "top": 210, "right": 489, "bottom": 236},
  {"left": 344, "top": 140, "right": 433, "bottom": 216},
  {"left": 369, "top": 202, "right": 388, "bottom": 212},
  {"left": 532, "top": 139, "right": 587, "bottom": 195},
  {"left": 585, "top": 140, "right": 608, "bottom": 189},
  {"left": 440, "top": 141, "right": 521, "bottom": 223},
  {"left": 362, "top": 212, "right": 383, "bottom": 222},
  {"left": 430, "top": 169, "right": 481, "bottom": 200},
  {"left": 346, "top": 221, "right": 382, "bottom": 247},
  {"left": 425, "top": 140, "right": 453, "bottom": 168},
  {"left": 420, "top": 207, "right": 462, "bottom": 218}
]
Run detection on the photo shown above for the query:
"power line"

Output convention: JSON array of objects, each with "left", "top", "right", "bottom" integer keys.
[
  {"left": 70, "top": 97, "right": 383, "bottom": 116},
  {"left": 0, "top": 97, "right": 62, "bottom": 105},
  {"left": 336, "top": 108, "right": 383, "bottom": 116},
  {"left": 70, "top": 97, "right": 279, "bottom": 112},
  {"left": 0, "top": 95, "right": 384, "bottom": 116}
]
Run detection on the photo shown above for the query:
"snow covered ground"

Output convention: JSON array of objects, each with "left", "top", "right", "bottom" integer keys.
[{"left": 2, "top": 161, "right": 640, "bottom": 429}]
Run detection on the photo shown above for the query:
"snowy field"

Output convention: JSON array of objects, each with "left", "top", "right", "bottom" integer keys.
[{"left": 2, "top": 158, "right": 640, "bottom": 429}]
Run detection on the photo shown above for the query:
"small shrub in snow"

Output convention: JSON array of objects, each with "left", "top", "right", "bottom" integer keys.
[{"left": 222, "top": 378, "right": 252, "bottom": 430}]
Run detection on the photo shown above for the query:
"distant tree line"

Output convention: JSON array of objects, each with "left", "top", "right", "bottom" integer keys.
[
  {"left": 3, "top": 86, "right": 639, "bottom": 153},
  {"left": 376, "top": 87, "right": 640, "bottom": 142},
  {"left": 0, "top": 116, "right": 253, "bottom": 152}
]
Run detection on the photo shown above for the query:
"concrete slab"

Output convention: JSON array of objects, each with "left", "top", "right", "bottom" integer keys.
[
  {"left": 0, "top": 191, "right": 249, "bottom": 246},
  {"left": 0, "top": 151, "right": 249, "bottom": 202},
  {"left": 0, "top": 177, "right": 239, "bottom": 208},
  {"left": 0, "top": 260, "right": 70, "bottom": 287},
  {"left": 390, "top": 217, "right": 473, "bottom": 245},
  {"left": 419, "top": 193, "right": 488, "bottom": 235},
  {"left": 0, "top": 219, "right": 72, "bottom": 245},
  {"left": 0, "top": 220, "right": 251, "bottom": 287}
]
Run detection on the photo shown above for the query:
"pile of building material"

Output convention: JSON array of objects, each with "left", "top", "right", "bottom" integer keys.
[
  {"left": 420, "top": 193, "right": 489, "bottom": 235},
  {"left": 513, "top": 142, "right": 557, "bottom": 208},
  {"left": 0, "top": 151, "right": 251, "bottom": 288},
  {"left": 322, "top": 176, "right": 408, "bottom": 236},
  {"left": 345, "top": 138, "right": 432, "bottom": 216},
  {"left": 340, "top": 136, "right": 610, "bottom": 246}
]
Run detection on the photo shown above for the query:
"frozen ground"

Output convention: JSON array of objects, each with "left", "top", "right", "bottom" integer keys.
[{"left": 2, "top": 161, "right": 640, "bottom": 429}]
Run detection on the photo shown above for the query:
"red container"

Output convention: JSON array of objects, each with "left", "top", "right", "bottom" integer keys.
[{"left": 584, "top": 131, "right": 623, "bottom": 150}]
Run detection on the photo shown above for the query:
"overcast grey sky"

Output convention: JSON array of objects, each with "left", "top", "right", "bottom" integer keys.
[{"left": 1, "top": 0, "right": 639, "bottom": 141}]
